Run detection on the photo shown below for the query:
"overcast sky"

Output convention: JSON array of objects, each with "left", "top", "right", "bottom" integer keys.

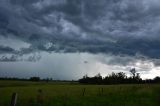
[{"left": 0, "top": 0, "right": 160, "bottom": 80}]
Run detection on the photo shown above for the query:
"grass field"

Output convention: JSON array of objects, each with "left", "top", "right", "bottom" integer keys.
[{"left": 0, "top": 80, "right": 160, "bottom": 106}]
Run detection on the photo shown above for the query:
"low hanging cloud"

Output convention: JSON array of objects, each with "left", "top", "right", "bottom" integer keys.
[
  {"left": 0, "top": 0, "right": 160, "bottom": 65},
  {"left": 0, "top": 53, "right": 41, "bottom": 62},
  {"left": 0, "top": 55, "right": 19, "bottom": 62},
  {"left": 0, "top": 45, "right": 15, "bottom": 54}
]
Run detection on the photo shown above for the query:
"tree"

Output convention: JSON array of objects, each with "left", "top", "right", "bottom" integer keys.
[
  {"left": 83, "top": 74, "right": 88, "bottom": 79},
  {"left": 153, "top": 76, "right": 160, "bottom": 83},
  {"left": 130, "top": 68, "right": 136, "bottom": 78},
  {"left": 95, "top": 73, "right": 102, "bottom": 78},
  {"left": 117, "top": 72, "right": 126, "bottom": 79},
  {"left": 94, "top": 73, "right": 102, "bottom": 84},
  {"left": 135, "top": 73, "right": 140, "bottom": 79},
  {"left": 30, "top": 77, "right": 40, "bottom": 81}
]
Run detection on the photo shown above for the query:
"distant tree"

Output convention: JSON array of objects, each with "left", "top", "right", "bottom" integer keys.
[
  {"left": 135, "top": 73, "right": 140, "bottom": 79},
  {"left": 153, "top": 76, "right": 160, "bottom": 83},
  {"left": 117, "top": 72, "right": 126, "bottom": 79},
  {"left": 103, "top": 72, "right": 127, "bottom": 84},
  {"left": 78, "top": 70, "right": 148, "bottom": 85},
  {"left": 45, "top": 78, "right": 50, "bottom": 82},
  {"left": 79, "top": 74, "right": 89, "bottom": 83},
  {"left": 83, "top": 74, "right": 88, "bottom": 79},
  {"left": 130, "top": 68, "right": 136, "bottom": 78},
  {"left": 50, "top": 78, "right": 53, "bottom": 81},
  {"left": 30, "top": 77, "right": 40, "bottom": 81},
  {"left": 95, "top": 73, "right": 102, "bottom": 77},
  {"left": 135, "top": 73, "right": 142, "bottom": 82},
  {"left": 94, "top": 73, "right": 102, "bottom": 84}
]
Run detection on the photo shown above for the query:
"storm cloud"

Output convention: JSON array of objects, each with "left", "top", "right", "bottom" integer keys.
[
  {"left": 0, "top": 0, "right": 160, "bottom": 58},
  {"left": 0, "top": 0, "right": 160, "bottom": 79}
]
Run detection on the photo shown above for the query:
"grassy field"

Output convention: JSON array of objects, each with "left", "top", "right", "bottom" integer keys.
[{"left": 0, "top": 80, "right": 160, "bottom": 106}]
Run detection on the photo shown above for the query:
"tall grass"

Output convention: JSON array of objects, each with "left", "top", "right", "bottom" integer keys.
[{"left": 0, "top": 81, "right": 159, "bottom": 106}]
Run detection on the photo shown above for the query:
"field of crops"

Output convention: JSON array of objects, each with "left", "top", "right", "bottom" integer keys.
[{"left": 0, "top": 80, "right": 159, "bottom": 106}]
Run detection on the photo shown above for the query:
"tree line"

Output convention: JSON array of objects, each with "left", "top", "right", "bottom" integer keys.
[
  {"left": 0, "top": 77, "right": 75, "bottom": 82},
  {"left": 78, "top": 68, "right": 160, "bottom": 84},
  {"left": 0, "top": 77, "right": 52, "bottom": 82}
]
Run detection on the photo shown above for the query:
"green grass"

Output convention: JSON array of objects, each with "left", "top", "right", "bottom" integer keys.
[{"left": 0, "top": 80, "right": 159, "bottom": 106}]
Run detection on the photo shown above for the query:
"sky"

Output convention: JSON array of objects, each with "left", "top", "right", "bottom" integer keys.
[{"left": 0, "top": 0, "right": 160, "bottom": 80}]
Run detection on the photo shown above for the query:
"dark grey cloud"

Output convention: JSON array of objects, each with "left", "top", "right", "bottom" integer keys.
[
  {"left": 1, "top": 0, "right": 160, "bottom": 62},
  {"left": 0, "top": 45, "right": 15, "bottom": 54},
  {"left": 0, "top": 53, "right": 41, "bottom": 62},
  {"left": 0, "top": 55, "right": 19, "bottom": 62}
]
